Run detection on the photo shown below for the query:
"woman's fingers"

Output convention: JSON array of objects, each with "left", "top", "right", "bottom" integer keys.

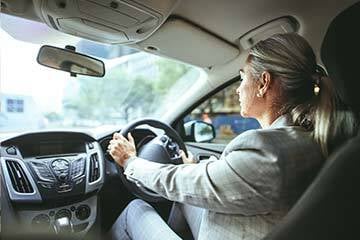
[
  {"left": 180, "top": 150, "right": 196, "bottom": 164},
  {"left": 179, "top": 150, "right": 190, "bottom": 164},
  {"left": 107, "top": 132, "right": 137, "bottom": 167},
  {"left": 128, "top": 132, "right": 135, "bottom": 146},
  {"left": 112, "top": 132, "right": 134, "bottom": 145},
  {"left": 113, "top": 132, "right": 121, "bottom": 140}
]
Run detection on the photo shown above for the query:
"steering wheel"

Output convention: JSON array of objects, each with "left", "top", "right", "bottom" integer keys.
[{"left": 118, "top": 118, "right": 187, "bottom": 202}]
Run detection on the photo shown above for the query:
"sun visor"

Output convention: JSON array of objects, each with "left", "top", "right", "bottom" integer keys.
[
  {"left": 35, "top": 0, "right": 180, "bottom": 44},
  {"left": 238, "top": 17, "right": 299, "bottom": 50},
  {"left": 135, "top": 18, "right": 240, "bottom": 68}
]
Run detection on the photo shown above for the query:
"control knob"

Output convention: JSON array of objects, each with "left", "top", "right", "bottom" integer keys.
[{"left": 75, "top": 205, "right": 91, "bottom": 221}]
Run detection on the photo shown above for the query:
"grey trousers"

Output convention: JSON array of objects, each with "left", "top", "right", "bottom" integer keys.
[{"left": 107, "top": 199, "right": 204, "bottom": 240}]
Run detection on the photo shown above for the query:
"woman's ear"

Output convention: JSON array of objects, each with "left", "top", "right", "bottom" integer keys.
[{"left": 258, "top": 71, "right": 272, "bottom": 96}]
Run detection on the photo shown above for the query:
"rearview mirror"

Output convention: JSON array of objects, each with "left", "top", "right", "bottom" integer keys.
[
  {"left": 184, "top": 120, "right": 216, "bottom": 143},
  {"left": 37, "top": 45, "right": 105, "bottom": 77}
]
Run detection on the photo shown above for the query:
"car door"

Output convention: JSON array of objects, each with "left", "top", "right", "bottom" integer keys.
[{"left": 175, "top": 79, "right": 260, "bottom": 162}]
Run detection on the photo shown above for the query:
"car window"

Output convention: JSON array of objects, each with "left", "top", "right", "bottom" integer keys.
[{"left": 184, "top": 81, "right": 260, "bottom": 144}]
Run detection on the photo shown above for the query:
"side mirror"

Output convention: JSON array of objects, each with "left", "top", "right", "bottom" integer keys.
[
  {"left": 184, "top": 120, "right": 216, "bottom": 143},
  {"left": 37, "top": 45, "right": 105, "bottom": 77}
]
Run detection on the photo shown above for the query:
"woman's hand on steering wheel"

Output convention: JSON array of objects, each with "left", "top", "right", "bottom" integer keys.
[
  {"left": 180, "top": 150, "right": 196, "bottom": 164},
  {"left": 108, "top": 132, "right": 137, "bottom": 167}
]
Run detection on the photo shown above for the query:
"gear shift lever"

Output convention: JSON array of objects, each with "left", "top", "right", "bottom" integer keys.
[{"left": 54, "top": 216, "right": 73, "bottom": 234}]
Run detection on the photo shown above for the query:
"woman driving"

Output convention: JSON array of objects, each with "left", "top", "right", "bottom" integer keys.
[{"left": 107, "top": 33, "right": 358, "bottom": 240}]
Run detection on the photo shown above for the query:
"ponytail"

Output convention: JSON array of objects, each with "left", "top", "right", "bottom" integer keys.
[{"left": 313, "top": 75, "right": 358, "bottom": 156}]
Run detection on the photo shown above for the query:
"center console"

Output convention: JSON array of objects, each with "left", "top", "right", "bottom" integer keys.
[{"left": 0, "top": 132, "right": 105, "bottom": 237}]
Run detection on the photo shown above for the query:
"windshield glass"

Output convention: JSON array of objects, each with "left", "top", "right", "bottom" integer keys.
[{"left": 0, "top": 15, "right": 206, "bottom": 133}]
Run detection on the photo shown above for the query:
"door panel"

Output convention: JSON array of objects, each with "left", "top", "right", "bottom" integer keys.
[{"left": 186, "top": 142, "right": 226, "bottom": 161}]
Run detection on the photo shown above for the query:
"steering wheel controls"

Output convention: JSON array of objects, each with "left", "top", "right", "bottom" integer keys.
[{"left": 119, "top": 119, "right": 187, "bottom": 202}]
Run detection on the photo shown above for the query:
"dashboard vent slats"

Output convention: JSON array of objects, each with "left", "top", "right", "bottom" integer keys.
[
  {"left": 5, "top": 160, "right": 34, "bottom": 193},
  {"left": 89, "top": 154, "right": 100, "bottom": 182}
]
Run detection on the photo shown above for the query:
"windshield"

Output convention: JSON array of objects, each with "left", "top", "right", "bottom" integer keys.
[{"left": 0, "top": 15, "right": 206, "bottom": 133}]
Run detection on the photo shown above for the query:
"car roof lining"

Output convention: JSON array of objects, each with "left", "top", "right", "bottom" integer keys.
[{"left": 1, "top": 0, "right": 358, "bottom": 70}]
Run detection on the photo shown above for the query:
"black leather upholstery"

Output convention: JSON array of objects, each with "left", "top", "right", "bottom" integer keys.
[{"left": 264, "top": 2, "right": 360, "bottom": 240}]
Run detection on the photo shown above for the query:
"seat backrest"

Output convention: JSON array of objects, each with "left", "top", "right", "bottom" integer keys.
[
  {"left": 320, "top": 1, "right": 360, "bottom": 112},
  {"left": 264, "top": 2, "right": 360, "bottom": 240}
]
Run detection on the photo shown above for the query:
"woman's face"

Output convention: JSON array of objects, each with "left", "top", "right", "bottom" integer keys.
[{"left": 236, "top": 64, "right": 261, "bottom": 118}]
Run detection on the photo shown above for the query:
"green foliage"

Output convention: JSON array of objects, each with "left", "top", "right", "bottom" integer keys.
[
  {"left": 44, "top": 112, "right": 63, "bottom": 122},
  {"left": 153, "top": 58, "right": 191, "bottom": 94}
]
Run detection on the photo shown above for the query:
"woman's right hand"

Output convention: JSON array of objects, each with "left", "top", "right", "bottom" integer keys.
[{"left": 180, "top": 150, "right": 197, "bottom": 164}]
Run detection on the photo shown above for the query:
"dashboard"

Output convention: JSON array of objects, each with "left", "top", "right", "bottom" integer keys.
[
  {"left": 0, "top": 128, "right": 158, "bottom": 238},
  {"left": 0, "top": 131, "right": 105, "bottom": 237}
]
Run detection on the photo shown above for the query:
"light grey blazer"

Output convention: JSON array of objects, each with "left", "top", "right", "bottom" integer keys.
[{"left": 124, "top": 115, "right": 324, "bottom": 240}]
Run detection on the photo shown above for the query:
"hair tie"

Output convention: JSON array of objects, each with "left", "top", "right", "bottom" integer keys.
[
  {"left": 313, "top": 77, "right": 321, "bottom": 96},
  {"left": 312, "top": 66, "right": 327, "bottom": 96}
]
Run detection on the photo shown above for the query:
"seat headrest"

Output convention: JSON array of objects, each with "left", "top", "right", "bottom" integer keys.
[{"left": 321, "top": 2, "right": 360, "bottom": 111}]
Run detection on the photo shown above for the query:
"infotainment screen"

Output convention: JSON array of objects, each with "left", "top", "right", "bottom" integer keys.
[{"left": 21, "top": 141, "right": 86, "bottom": 157}]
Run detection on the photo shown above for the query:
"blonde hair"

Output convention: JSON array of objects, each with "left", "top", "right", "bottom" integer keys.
[{"left": 247, "top": 33, "right": 358, "bottom": 156}]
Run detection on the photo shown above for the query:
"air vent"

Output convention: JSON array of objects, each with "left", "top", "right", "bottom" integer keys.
[
  {"left": 89, "top": 154, "right": 100, "bottom": 182},
  {"left": 6, "top": 160, "right": 34, "bottom": 193}
]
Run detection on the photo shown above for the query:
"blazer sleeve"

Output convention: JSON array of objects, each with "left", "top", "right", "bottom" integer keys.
[{"left": 124, "top": 130, "right": 281, "bottom": 215}]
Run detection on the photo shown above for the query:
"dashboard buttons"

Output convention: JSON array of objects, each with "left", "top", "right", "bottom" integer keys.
[
  {"left": 71, "top": 158, "right": 85, "bottom": 179},
  {"left": 51, "top": 159, "right": 70, "bottom": 182},
  {"left": 31, "top": 162, "right": 56, "bottom": 182},
  {"left": 160, "top": 136, "right": 168, "bottom": 143},
  {"left": 40, "top": 182, "right": 53, "bottom": 189},
  {"left": 55, "top": 209, "right": 72, "bottom": 220},
  {"left": 59, "top": 173, "right": 68, "bottom": 181},
  {"left": 52, "top": 159, "right": 69, "bottom": 172},
  {"left": 56, "top": 182, "right": 72, "bottom": 193},
  {"left": 75, "top": 205, "right": 91, "bottom": 221}
]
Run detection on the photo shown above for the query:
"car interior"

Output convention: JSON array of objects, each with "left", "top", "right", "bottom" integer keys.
[{"left": 0, "top": 0, "right": 359, "bottom": 239}]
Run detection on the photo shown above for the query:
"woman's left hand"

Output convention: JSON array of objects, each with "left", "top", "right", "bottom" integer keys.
[
  {"left": 180, "top": 150, "right": 196, "bottom": 164},
  {"left": 108, "top": 132, "right": 136, "bottom": 167}
]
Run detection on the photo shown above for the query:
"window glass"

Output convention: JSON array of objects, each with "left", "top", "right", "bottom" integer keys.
[
  {"left": 184, "top": 81, "right": 260, "bottom": 143},
  {"left": 0, "top": 15, "right": 206, "bottom": 133},
  {"left": 6, "top": 99, "right": 24, "bottom": 113}
]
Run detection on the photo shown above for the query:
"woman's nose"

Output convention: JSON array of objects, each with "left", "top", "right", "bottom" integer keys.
[{"left": 236, "top": 86, "right": 241, "bottom": 94}]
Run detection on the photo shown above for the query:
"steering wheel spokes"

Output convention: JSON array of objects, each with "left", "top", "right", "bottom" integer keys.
[
  {"left": 118, "top": 119, "right": 187, "bottom": 202},
  {"left": 156, "top": 135, "right": 182, "bottom": 164}
]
